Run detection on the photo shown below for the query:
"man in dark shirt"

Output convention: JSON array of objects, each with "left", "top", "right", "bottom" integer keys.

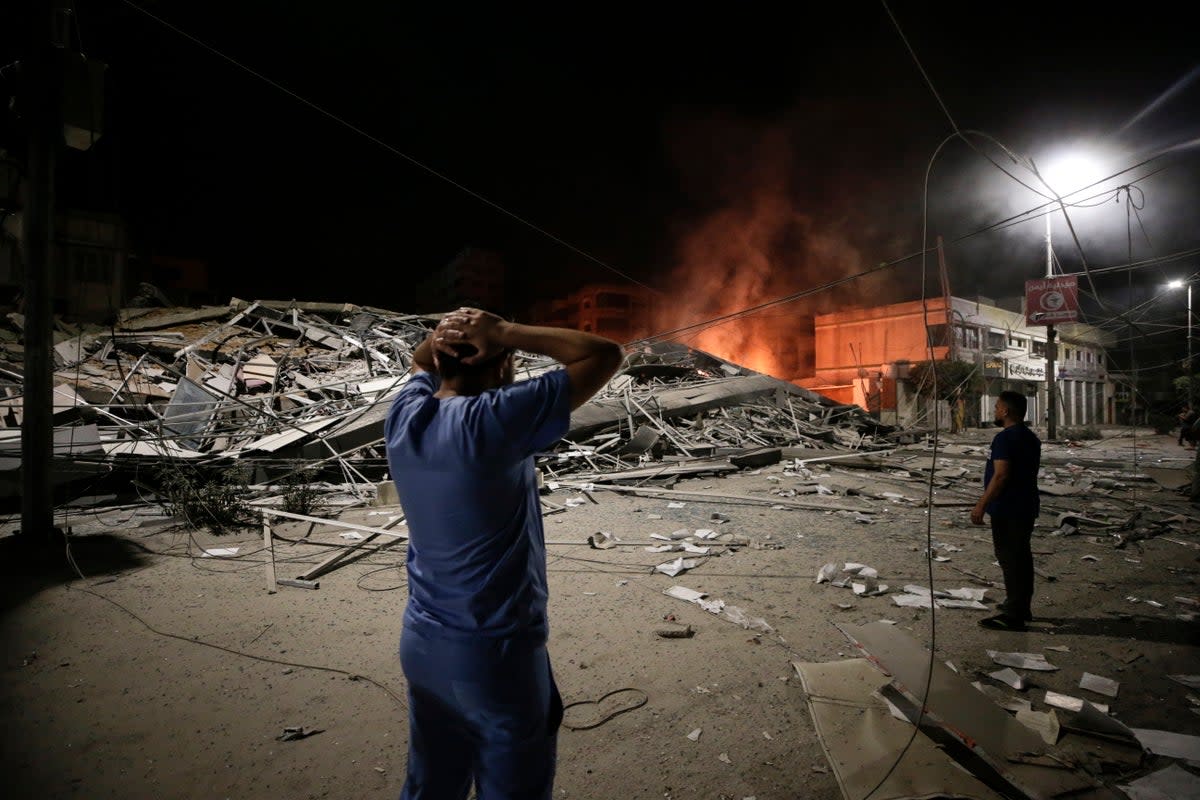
[
  {"left": 971, "top": 390, "right": 1041, "bottom": 632},
  {"left": 384, "top": 307, "right": 623, "bottom": 800}
]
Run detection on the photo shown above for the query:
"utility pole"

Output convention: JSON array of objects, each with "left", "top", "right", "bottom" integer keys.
[
  {"left": 1044, "top": 214, "right": 1057, "bottom": 440},
  {"left": 20, "top": 0, "right": 62, "bottom": 544}
]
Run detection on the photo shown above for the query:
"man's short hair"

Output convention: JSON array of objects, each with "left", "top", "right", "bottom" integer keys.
[
  {"left": 999, "top": 390, "right": 1027, "bottom": 420},
  {"left": 437, "top": 343, "right": 512, "bottom": 381}
]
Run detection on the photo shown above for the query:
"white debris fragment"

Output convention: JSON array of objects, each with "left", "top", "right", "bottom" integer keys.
[
  {"left": 663, "top": 586, "right": 706, "bottom": 603},
  {"left": 1015, "top": 709, "right": 1061, "bottom": 745},
  {"left": 1168, "top": 675, "right": 1200, "bottom": 689},
  {"left": 987, "top": 667, "right": 1026, "bottom": 690},
  {"left": 667, "top": 502, "right": 686, "bottom": 509},
  {"left": 851, "top": 579, "right": 889, "bottom": 597},
  {"left": 655, "top": 557, "right": 699, "bottom": 577},
  {"left": 987, "top": 650, "right": 1058, "bottom": 671},
  {"left": 1119, "top": 764, "right": 1200, "bottom": 800},
  {"left": 723, "top": 605, "right": 773, "bottom": 633},
  {"left": 718, "top": 753, "right": 732, "bottom": 765},
  {"left": 1044, "top": 690, "right": 1108, "bottom": 714},
  {"left": 1079, "top": 672, "right": 1120, "bottom": 698},
  {"left": 687, "top": 728, "right": 702, "bottom": 741}
]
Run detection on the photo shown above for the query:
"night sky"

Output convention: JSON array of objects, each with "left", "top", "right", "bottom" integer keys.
[{"left": 4, "top": 2, "right": 1199, "bottom": 337}]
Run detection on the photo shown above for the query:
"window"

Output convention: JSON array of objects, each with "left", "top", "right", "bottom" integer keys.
[
  {"left": 959, "top": 325, "right": 980, "bottom": 350},
  {"left": 595, "top": 292, "right": 630, "bottom": 310},
  {"left": 987, "top": 331, "right": 1006, "bottom": 350},
  {"left": 926, "top": 324, "right": 950, "bottom": 348},
  {"left": 1031, "top": 339, "right": 1046, "bottom": 358}
]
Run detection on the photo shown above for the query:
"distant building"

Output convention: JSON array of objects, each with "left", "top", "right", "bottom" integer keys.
[
  {"left": 528, "top": 282, "right": 662, "bottom": 344},
  {"left": 414, "top": 247, "right": 507, "bottom": 313},
  {"left": 0, "top": 208, "right": 128, "bottom": 322},
  {"left": 1, "top": 151, "right": 131, "bottom": 322},
  {"left": 800, "top": 295, "right": 1116, "bottom": 429}
]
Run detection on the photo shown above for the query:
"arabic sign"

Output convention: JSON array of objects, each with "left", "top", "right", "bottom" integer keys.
[
  {"left": 1008, "top": 360, "right": 1046, "bottom": 380},
  {"left": 1025, "top": 276, "right": 1079, "bottom": 325}
]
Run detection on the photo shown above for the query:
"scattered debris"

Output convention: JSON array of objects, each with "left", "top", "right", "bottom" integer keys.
[
  {"left": 987, "top": 650, "right": 1058, "bottom": 672},
  {"left": 276, "top": 726, "right": 323, "bottom": 741}
]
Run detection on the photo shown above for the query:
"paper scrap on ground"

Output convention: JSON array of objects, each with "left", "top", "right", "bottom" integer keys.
[
  {"left": 723, "top": 605, "right": 774, "bottom": 633},
  {"left": 687, "top": 728, "right": 702, "bottom": 741},
  {"left": 1044, "top": 690, "right": 1108, "bottom": 714},
  {"left": 1168, "top": 675, "right": 1200, "bottom": 689},
  {"left": 667, "top": 501, "right": 686, "bottom": 508},
  {"left": 201, "top": 547, "right": 239, "bottom": 557},
  {"left": 338, "top": 532, "right": 364, "bottom": 540},
  {"left": 987, "top": 650, "right": 1058, "bottom": 671},
  {"left": 1015, "top": 709, "right": 1060, "bottom": 745},
  {"left": 1079, "top": 672, "right": 1120, "bottom": 698},
  {"left": 972, "top": 681, "right": 1032, "bottom": 713},
  {"left": 1131, "top": 728, "right": 1200, "bottom": 761},
  {"left": 893, "top": 588, "right": 985, "bottom": 610},
  {"left": 987, "top": 667, "right": 1026, "bottom": 690},
  {"left": 664, "top": 586, "right": 706, "bottom": 603},
  {"left": 1119, "top": 763, "right": 1200, "bottom": 800}
]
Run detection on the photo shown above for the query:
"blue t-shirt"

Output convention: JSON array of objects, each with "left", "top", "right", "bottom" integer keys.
[
  {"left": 384, "top": 369, "right": 571, "bottom": 642},
  {"left": 983, "top": 422, "right": 1041, "bottom": 519}
]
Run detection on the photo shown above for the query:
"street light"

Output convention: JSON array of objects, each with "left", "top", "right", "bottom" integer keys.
[
  {"left": 1169, "top": 278, "right": 1193, "bottom": 410},
  {"left": 1037, "top": 153, "right": 1105, "bottom": 439}
]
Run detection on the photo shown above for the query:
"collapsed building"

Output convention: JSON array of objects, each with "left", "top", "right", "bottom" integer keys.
[{"left": 0, "top": 298, "right": 897, "bottom": 513}]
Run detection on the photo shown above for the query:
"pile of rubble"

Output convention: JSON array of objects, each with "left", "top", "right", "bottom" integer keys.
[{"left": 0, "top": 299, "right": 898, "bottom": 510}]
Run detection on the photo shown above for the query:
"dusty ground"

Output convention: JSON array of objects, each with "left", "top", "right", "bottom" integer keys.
[{"left": 2, "top": 427, "right": 1198, "bottom": 800}]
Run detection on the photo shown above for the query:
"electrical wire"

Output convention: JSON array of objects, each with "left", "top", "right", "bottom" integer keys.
[{"left": 59, "top": 533, "right": 408, "bottom": 709}]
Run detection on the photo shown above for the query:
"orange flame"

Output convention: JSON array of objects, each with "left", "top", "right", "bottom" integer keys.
[{"left": 653, "top": 181, "right": 866, "bottom": 381}]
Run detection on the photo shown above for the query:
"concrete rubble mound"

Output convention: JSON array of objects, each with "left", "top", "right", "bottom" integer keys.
[{"left": 0, "top": 299, "right": 901, "bottom": 510}]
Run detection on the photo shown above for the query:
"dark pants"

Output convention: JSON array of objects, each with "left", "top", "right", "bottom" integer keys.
[
  {"left": 990, "top": 515, "right": 1035, "bottom": 619},
  {"left": 399, "top": 626, "right": 563, "bottom": 800}
]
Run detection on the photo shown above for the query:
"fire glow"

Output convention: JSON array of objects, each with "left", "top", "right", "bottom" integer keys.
[{"left": 653, "top": 191, "right": 866, "bottom": 382}]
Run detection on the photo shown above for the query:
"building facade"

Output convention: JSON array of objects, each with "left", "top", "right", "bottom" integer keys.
[
  {"left": 527, "top": 282, "right": 661, "bottom": 344},
  {"left": 802, "top": 295, "right": 1115, "bottom": 429}
]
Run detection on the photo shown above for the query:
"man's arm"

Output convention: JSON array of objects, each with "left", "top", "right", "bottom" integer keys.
[
  {"left": 436, "top": 308, "right": 624, "bottom": 410},
  {"left": 970, "top": 459, "right": 1010, "bottom": 524}
]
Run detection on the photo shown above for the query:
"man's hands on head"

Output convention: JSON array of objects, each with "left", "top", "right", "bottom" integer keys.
[{"left": 435, "top": 308, "right": 509, "bottom": 365}]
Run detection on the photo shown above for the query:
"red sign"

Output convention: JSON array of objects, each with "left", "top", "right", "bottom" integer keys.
[{"left": 1025, "top": 276, "right": 1079, "bottom": 325}]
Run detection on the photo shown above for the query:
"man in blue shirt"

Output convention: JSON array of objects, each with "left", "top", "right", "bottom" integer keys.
[
  {"left": 385, "top": 307, "right": 624, "bottom": 800},
  {"left": 971, "top": 390, "right": 1041, "bottom": 632}
]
